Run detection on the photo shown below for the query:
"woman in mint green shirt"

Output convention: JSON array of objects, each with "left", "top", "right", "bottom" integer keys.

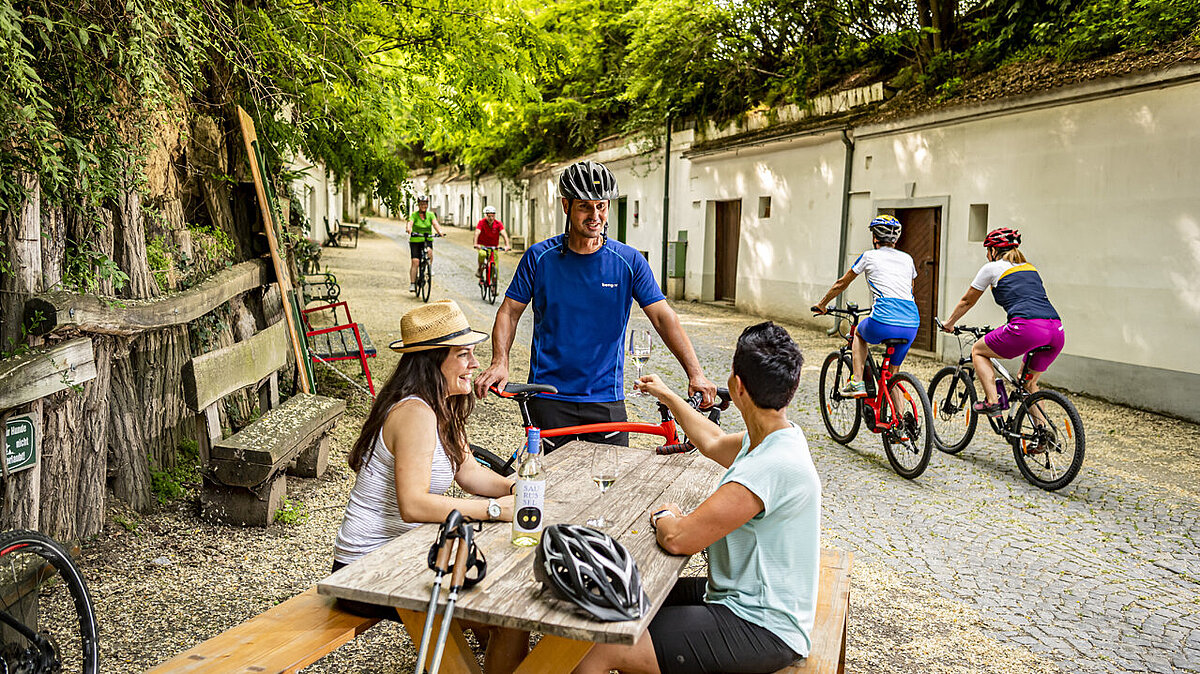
[{"left": 574, "top": 322, "right": 821, "bottom": 674}]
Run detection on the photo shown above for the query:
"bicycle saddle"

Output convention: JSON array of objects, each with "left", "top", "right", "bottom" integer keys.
[
  {"left": 881, "top": 338, "right": 910, "bottom": 346},
  {"left": 1027, "top": 344, "right": 1055, "bottom": 354}
]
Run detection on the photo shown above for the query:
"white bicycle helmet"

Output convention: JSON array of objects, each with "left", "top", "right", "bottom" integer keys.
[
  {"left": 483, "top": 206, "right": 496, "bottom": 215},
  {"left": 534, "top": 524, "right": 648, "bottom": 622}
]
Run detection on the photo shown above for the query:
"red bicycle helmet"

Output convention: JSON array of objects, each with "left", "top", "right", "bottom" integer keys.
[{"left": 983, "top": 227, "right": 1021, "bottom": 250}]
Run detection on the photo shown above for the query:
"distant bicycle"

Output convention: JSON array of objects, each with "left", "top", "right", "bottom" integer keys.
[
  {"left": 814, "top": 304, "right": 933, "bottom": 479},
  {"left": 411, "top": 233, "right": 443, "bottom": 303},
  {"left": 0, "top": 530, "right": 99, "bottom": 673},
  {"left": 477, "top": 246, "right": 502, "bottom": 305},
  {"left": 929, "top": 318, "right": 1085, "bottom": 490}
]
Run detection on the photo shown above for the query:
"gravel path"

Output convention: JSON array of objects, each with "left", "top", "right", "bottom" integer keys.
[{"left": 88, "top": 223, "right": 1199, "bottom": 672}]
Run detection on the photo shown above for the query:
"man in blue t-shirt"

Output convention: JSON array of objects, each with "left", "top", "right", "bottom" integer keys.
[{"left": 473, "top": 160, "right": 717, "bottom": 451}]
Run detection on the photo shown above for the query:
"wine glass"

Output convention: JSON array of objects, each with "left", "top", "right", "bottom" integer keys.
[
  {"left": 586, "top": 444, "right": 619, "bottom": 528},
  {"left": 628, "top": 329, "right": 654, "bottom": 397}
]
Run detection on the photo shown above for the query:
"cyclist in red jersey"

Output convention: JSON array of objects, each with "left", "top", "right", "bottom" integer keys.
[{"left": 474, "top": 206, "right": 511, "bottom": 278}]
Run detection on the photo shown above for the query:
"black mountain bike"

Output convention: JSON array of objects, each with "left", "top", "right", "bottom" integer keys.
[
  {"left": 412, "top": 233, "right": 443, "bottom": 303},
  {"left": 929, "top": 318, "right": 1085, "bottom": 490},
  {"left": 0, "top": 530, "right": 99, "bottom": 673}
]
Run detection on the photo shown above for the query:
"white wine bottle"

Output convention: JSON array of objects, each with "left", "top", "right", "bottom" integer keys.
[{"left": 511, "top": 427, "right": 545, "bottom": 547}]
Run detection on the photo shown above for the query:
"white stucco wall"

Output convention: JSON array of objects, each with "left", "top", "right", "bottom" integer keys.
[
  {"left": 287, "top": 154, "right": 344, "bottom": 245},
  {"left": 853, "top": 78, "right": 1200, "bottom": 379},
  {"left": 683, "top": 132, "right": 848, "bottom": 325}
]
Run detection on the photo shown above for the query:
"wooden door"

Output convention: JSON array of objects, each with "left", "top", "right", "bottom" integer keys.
[
  {"left": 715, "top": 200, "right": 741, "bottom": 301},
  {"left": 616, "top": 197, "right": 628, "bottom": 243},
  {"left": 893, "top": 207, "right": 941, "bottom": 351}
]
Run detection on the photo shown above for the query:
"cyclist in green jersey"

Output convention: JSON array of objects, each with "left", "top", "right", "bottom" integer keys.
[{"left": 406, "top": 194, "right": 444, "bottom": 293}]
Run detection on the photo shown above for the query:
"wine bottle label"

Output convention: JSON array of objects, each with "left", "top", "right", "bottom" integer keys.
[{"left": 513, "top": 480, "right": 545, "bottom": 534}]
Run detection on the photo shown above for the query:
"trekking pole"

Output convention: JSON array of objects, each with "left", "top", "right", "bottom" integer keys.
[
  {"left": 427, "top": 520, "right": 475, "bottom": 674},
  {"left": 414, "top": 510, "right": 463, "bottom": 674}
]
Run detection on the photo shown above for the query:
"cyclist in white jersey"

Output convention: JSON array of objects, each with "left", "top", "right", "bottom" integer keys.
[{"left": 813, "top": 215, "right": 921, "bottom": 397}]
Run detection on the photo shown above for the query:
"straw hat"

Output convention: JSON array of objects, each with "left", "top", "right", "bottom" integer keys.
[{"left": 389, "top": 300, "right": 489, "bottom": 353}]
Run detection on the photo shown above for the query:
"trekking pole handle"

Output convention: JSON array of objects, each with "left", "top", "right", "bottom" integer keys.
[{"left": 448, "top": 525, "right": 473, "bottom": 590}]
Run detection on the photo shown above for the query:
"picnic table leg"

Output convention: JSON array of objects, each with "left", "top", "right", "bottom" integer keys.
[
  {"left": 396, "top": 608, "right": 483, "bottom": 674},
  {"left": 512, "top": 635, "right": 594, "bottom": 674}
]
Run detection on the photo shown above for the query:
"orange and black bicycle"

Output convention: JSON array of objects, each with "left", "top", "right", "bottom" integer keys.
[{"left": 814, "top": 303, "right": 933, "bottom": 479}]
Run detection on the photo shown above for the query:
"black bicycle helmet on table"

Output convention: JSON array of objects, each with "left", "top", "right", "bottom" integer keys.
[
  {"left": 558, "top": 161, "right": 619, "bottom": 201},
  {"left": 534, "top": 524, "right": 649, "bottom": 622}
]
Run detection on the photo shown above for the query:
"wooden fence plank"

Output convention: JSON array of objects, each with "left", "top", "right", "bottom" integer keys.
[
  {"left": 23, "top": 259, "right": 270, "bottom": 337},
  {"left": 0, "top": 338, "right": 96, "bottom": 411},
  {"left": 182, "top": 320, "right": 289, "bottom": 412}
]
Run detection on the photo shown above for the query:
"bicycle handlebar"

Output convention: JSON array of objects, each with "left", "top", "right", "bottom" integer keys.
[
  {"left": 934, "top": 317, "right": 991, "bottom": 337},
  {"left": 812, "top": 302, "right": 869, "bottom": 319}
]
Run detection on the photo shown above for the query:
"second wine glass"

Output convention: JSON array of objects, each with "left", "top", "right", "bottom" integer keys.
[
  {"left": 628, "top": 329, "right": 654, "bottom": 397},
  {"left": 586, "top": 444, "right": 619, "bottom": 528}
]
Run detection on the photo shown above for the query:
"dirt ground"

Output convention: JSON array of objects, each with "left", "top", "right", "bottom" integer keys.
[{"left": 87, "top": 224, "right": 1199, "bottom": 672}]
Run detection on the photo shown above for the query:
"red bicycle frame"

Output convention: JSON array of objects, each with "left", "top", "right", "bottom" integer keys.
[
  {"left": 474, "top": 384, "right": 730, "bottom": 476},
  {"left": 837, "top": 311, "right": 911, "bottom": 434}
]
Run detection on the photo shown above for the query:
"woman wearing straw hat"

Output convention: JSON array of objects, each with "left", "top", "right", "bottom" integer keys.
[{"left": 332, "top": 300, "right": 528, "bottom": 671}]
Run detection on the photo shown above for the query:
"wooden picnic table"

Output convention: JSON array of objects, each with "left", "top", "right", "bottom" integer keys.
[{"left": 317, "top": 440, "right": 724, "bottom": 673}]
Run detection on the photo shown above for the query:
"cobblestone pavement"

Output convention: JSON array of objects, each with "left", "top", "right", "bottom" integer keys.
[{"left": 365, "top": 220, "right": 1200, "bottom": 673}]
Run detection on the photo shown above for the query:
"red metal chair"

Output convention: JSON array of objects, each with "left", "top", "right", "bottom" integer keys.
[{"left": 300, "top": 301, "right": 377, "bottom": 396}]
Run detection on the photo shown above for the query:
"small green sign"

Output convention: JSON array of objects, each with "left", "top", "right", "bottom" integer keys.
[{"left": 4, "top": 415, "right": 37, "bottom": 475}]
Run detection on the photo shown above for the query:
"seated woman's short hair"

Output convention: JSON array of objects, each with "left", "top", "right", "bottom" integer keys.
[{"left": 732, "top": 322, "right": 804, "bottom": 410}]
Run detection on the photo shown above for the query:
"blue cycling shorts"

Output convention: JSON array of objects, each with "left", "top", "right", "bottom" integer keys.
[{"left": 857, "top": 317, "right": 919, "bottom": 368}]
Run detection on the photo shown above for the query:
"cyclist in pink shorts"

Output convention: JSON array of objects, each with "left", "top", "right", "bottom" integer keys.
[{"left": 940, "top": 228, "right": 1064, "bottom": 417}]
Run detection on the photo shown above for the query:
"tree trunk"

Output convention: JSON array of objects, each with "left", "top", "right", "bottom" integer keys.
[
  {"left": 133, "top": 326, "right": 192, "bottom": 474},
  {"left": 0, "top": 172, "right": 43, "bottom": 532},
  {"left": 114, "top": 184, "right": 158, "bottom": 300},
  {"left": 107, "top": 339, "right": 152, "bottom": 512},
  {"left": 41, "top": 337, "right": 113, "bottom": 541},
  {"left": 1, "top": 172, "right": 41, "bottom": 350},
  {"left": 68, "top": 205, "right": 116, "bottom": 297},
  {"left": 40, "top": 203, "right": 65, "bottom": 292}
]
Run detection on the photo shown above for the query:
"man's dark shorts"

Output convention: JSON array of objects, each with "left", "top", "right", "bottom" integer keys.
[{"left": 526, "top": 398, "right": 628, "bottom": 452}]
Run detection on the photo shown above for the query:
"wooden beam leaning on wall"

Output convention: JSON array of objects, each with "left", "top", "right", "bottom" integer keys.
[{"left": 22, "top": 259, "right": 271, "bottom": 337}]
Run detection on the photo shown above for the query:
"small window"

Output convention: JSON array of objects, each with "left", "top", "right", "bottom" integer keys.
[
  {"left": 758, "top": 196, "right": 772, "bottom": 218},
  {"left": 969, "top": 204, "right": 988, "bottom": 242},
  {"left": 864, "top": 155, "right": 873, "bottom": 170},
  {"left": 633, "top": 200, "right": 640, "bottom": 226}
]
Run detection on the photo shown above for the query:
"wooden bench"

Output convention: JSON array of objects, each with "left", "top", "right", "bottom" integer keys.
[
  {"left": 183, "top": 319, "right": 346, "bottom": 526},
  {"left": 778, "top": 548, "right": 852, "bottom": 673},
  {"left": 298, "top": 267, "right": 340, "bottom": 306},
  {"left": 147, "top": 587, "right": 379, "bottom": 673},
  {"left": 301, "top": 301, "right": 377, "bottom": 396},
  {"left": 324, "top": 217, "right": 359, "bottom": 248},
  {"left": 509, "top": 235, "right": 527, "bottom": 251},
  {"left": 147, "top": 545, "right": 848, "bottom": 673}
]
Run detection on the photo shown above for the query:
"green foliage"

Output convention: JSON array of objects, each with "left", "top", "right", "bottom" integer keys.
[
  {"left": 274, "top": 497, "right": 310, "bottom": 525},
  {"left": 150, "top": 439, "right": 201, "bottom": 505}
]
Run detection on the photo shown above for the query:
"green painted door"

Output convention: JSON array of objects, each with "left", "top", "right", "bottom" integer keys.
[{"left": 616, "top": 197, "right": 628, "bottom": 242}]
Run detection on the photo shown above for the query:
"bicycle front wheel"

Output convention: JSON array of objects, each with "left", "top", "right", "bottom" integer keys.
[
  {"left": 419, "top": 261, "right": 432, "bottom": 303},
  {"left": 486, "top": 265, "right": 498, "bottom": 305},
  {"left": 818, "top": 351, "right": 861, "bottom": 444},
  {"left": 0, "top": 530, "right": 99, "bottom": 674},
  {"left": 881, "top": 372, "right": 933, "bottom": 479},
  {"left": 1011, "top": 390, "right": 1085, "bottom": 490},
  {"left": 928, "top": 366, "right": 978, "bottom": 454}
]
